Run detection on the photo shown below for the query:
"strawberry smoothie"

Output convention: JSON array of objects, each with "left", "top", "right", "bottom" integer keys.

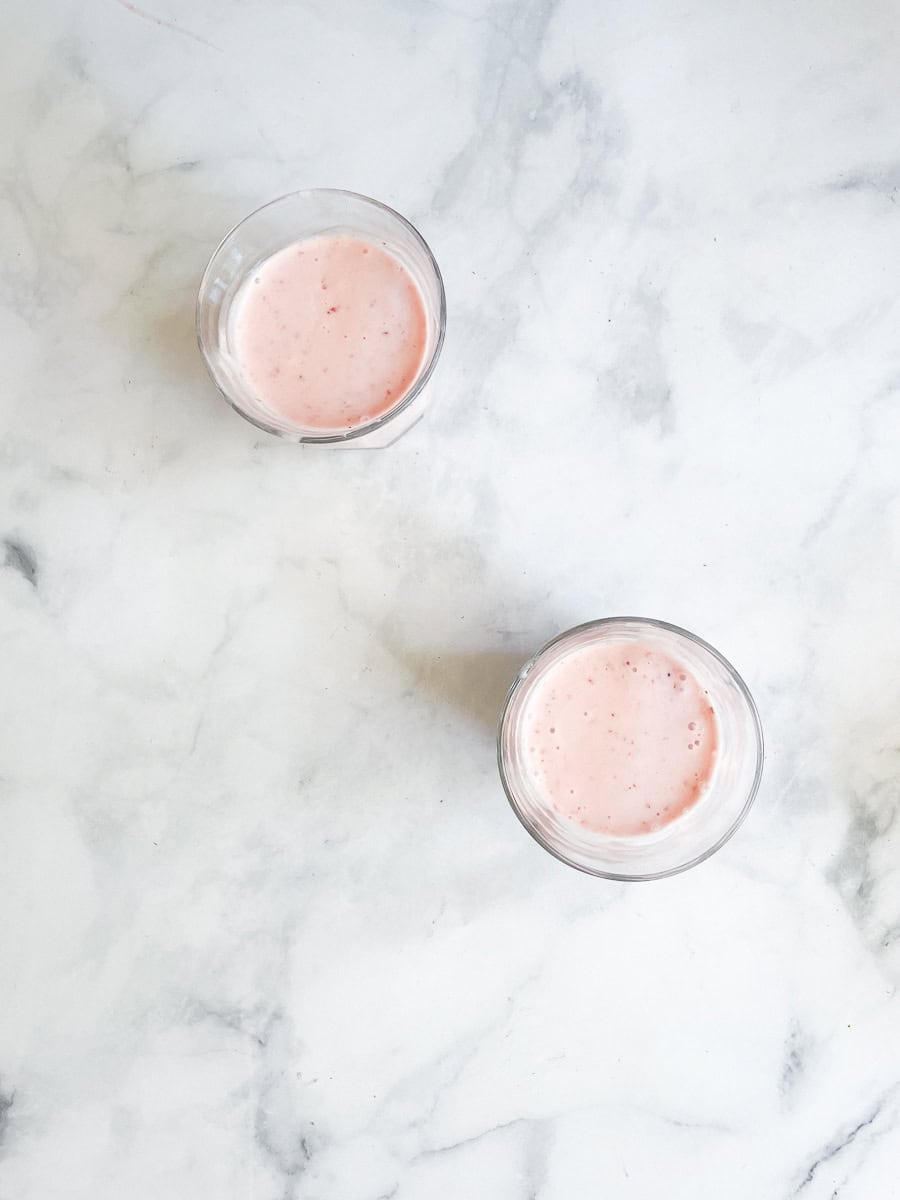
[
  {"left": 232, "top": 234, "right": 428, "bottom": 432},
  {"left": 521, "top": 638, "right": 718, "bottom": 836}
]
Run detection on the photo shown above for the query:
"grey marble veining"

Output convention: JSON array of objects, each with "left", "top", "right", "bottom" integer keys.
[{"left": 2, "top": 0, "right": 900, "bottom": 1196}]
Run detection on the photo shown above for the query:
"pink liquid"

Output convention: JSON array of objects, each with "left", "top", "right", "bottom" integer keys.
[
  {"left": 233, "top": 235, "right": 428, "bottom": 431},
  {"left": 522, "top": 639, "right": 718, "bottom": 836}
]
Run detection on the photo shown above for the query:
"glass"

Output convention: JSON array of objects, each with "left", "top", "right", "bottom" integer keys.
[
  {"left": 497, "top": 617, "right": 764, "bottom": 880},
  {"left": 196, "top": 189, "right": 446, "bottom": 446}
]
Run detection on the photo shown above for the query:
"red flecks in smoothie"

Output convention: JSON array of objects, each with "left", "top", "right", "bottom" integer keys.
[
  {"left": 522, "top": 640, "right": 718, "bottom": 836},
  {"left": 233, "top": 235, "right": 427, "bottom": 431}
]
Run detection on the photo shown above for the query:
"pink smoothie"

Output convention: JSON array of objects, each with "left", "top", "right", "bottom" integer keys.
[
  {"left": 232, "top": 234, "right": 428, "bottom": 431},
  {"left": 522, "top": 639, "right": 718, "bottom": 836}
]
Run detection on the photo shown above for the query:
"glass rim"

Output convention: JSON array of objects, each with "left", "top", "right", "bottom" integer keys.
[
  {"left": 496, "top": 616, "right": 765, "bottom": 881},
  {"left": 195, "top": 187, "right": 447, "bottom": 444}
]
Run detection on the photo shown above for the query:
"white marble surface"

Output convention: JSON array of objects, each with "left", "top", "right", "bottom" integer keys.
[{"left": 2, "top": 0, "right": 900, "bottom": 1195}]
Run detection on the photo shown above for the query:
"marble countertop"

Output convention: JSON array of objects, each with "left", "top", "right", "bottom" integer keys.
[{"left": 3, "top": 1, "right": 900, "bottom": 1196}]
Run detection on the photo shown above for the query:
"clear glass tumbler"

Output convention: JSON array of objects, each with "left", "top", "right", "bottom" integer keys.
[
  {"left": 196, "top": 189, "right": 446, "bottom": 446},
  {"left": 498, "top": 618, "right": 764, "bottom": 880}
]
